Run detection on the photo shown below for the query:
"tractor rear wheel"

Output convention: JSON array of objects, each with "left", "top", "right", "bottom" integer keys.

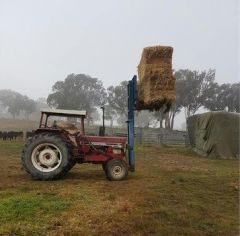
[
  {"left": 105, "top": 159, "right": 128, "bottom": 181},
  {"left": 22, "top": 133, "right": 74, "bottom": 180}
]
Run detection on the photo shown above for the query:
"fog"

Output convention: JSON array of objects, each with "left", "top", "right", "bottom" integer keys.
[{"left": 0, "top": 0, "right": 239, "bottom": 128}]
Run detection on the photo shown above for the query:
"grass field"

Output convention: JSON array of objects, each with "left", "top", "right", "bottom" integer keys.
[{"left": 0, "top": 141, "right": 239, "bottom": 236}]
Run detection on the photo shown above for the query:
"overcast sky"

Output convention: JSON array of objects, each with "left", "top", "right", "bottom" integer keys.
[{"left": 0, "top": 0, "right": 239, "bottom": 128}]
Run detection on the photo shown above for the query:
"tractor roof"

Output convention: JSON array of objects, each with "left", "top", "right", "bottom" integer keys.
[{"left": 41, "top": 108, "right": 86, "bottom": 117}]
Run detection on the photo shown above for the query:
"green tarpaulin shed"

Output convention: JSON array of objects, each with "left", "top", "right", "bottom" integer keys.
[{"left": 187, "top": 112, "right": 240, "bottom": 158}]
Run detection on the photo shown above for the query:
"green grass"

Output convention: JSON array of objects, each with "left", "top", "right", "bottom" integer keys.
[
  {"left": 0, "top": 141, "right": 239, "bottom": 236},
  {"left": 0, "top": 141, "right": 24, "bottom": 154},
  {"left": 0, "top": 192, "right": 70, "bottom": 235},
  {"left": 0, "top": 193, "right": 69, "bottom": 222}
]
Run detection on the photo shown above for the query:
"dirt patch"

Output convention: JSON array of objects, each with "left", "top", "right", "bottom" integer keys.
[{"left": 0, "top": 144, "right": 30, "bottom": 189}]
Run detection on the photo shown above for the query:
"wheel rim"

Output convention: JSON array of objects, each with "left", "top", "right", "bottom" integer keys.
[
  {"left": 31, "top": 143, "right": 62, "bottom": 172},
  {"left": 112, "top": 165, "right": 123, "bottom": 177}
]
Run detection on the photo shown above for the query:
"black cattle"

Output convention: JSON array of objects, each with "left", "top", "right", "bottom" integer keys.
[
  {"left": 0, "top": 131, "right": 24, "bottom": 140},
  {"left": 10, "top": 131, "right": 23, "bottom": 140},
  {"left": 2, "top": 132, "right": 7, "bottom": 140},
  {"left": 7, "top": 131, "right": 15, "bottom": 140},
  {"left": 26, "top": 131, "right": 34, "bottom": 138}
]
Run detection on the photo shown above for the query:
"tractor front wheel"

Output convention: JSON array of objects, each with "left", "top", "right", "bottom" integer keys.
[{"left": 105, "top": 159, "right": 128, "bottom": 181}]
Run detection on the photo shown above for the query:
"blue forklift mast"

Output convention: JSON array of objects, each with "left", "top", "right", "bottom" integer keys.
[{"left": 127, "top": 75, "right": 137, "bottom": 172}]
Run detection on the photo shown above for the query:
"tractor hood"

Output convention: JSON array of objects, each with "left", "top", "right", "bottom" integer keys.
[{"left": 84, "top": 135, "right": 127, "bottom": 146}]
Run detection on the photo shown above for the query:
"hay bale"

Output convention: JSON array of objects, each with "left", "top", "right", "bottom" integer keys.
[
  {"left": 137, "top": 45, "right": 176, "bottom": 111},
  {"left": 56, "top": 121, "right": 79, "bottom": 146},
  {"left": 56, "top": 121, "right": 79, "bottom": 134}
]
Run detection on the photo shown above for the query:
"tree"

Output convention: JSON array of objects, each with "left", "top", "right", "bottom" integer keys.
[
  {"left": 174, "top": 69, "right": 216, "bottom": 118},
  {"left": 153, "top": 108, "right": 169, "bottom": 129},
  {"left": 35, "top": 97, "right": 49, "bottom": 111},
  {"left": 47, "top": 74, "right": 106, "bottom": 122},
  {"left": 163, "top": 104, "right": 181, "bottom": 129},
  {"left": 200, "top": 82, "right": 220, "bottom": 111},
  {"left": 136, "top": 110, "right": 154, "bottom": 128},
  {"left": 203, "top": 82, "right": 240, "bottom": 112},
  {"left": 0, "top": 90, "right": 36, "bottom": 119},
  {"left": 228, "top": 83, "right": 240, "bottom": 112},
  {"left": 22, "top": 96, "right": 36, "bottom": 119},
  {"left": 153, "top": 69, "right": 215, "bottom": 130},
  {"left": 153, "top": 106, "right": 179, "bottom": 130},
  {"left": 0, "top": 90, "right": 20, "bottom": 118},
  {"left": 107, "top": 81, "right": 128, "bottom": 120},
  {"left": 104, "top": 105, "right": 117, "bottom": 128},
  {"left": 153, "top": 76, "right": 184, "bottom": 130},
  {"left": 0, "top": 90, "right": 22, "bottom": 118},
  {"left": 90, "top": 108, "right": 100, "bottom": 124},
  {"left": 7, "top": 93, "right": 23, "bottom": 119}
]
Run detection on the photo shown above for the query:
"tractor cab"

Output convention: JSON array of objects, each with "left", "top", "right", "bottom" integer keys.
[{"left": 38, "top": 108, "right": 86, "bottom": 134}]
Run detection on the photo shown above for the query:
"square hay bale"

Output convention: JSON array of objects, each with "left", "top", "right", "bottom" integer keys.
[
  {"left": 137, "top": 45, "right": 176, "bottom": 111},
  {"left": 56, "top": 121, "right": 79, "bottom": 146}
]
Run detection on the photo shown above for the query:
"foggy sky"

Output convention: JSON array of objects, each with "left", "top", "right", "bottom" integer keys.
[{"left": 0, "top": 0, "right": 238, "bottom": 99}]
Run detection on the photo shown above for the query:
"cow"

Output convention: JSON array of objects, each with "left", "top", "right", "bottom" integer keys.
[
  {"left": 26, "top": 131, "right": 34, "bottom": 138},
  {"left": 0, "top": 131, "right": 24, "bottom": 140},
  {"left": 2, "top": 132, "right": 7, "bottom": 140},
  {"left": 7, "top": 131, "right": 14, "bottom": 140}
]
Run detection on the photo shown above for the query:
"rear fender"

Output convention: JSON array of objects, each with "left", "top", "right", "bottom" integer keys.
[{"left": 34, "top": 128, "right": 73, "bottom": 144}]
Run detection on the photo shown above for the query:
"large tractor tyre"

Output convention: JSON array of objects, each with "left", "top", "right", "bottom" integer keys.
[
  {"left": 23, "top": 135, "right": 76, "bottom": 174},
  {"left": 61, "top": 140, "right": 77, "bottom": 171},
  {"left": 105, "top": 159, "right": 128, "bottom": 181},
  {"left": 22, "top": 133, "right": 74, "bottom": 180}
]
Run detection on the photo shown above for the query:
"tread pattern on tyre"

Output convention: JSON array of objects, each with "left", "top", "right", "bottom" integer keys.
[{"left": 21, "top": 133, "right": 75, "bottom": 180}]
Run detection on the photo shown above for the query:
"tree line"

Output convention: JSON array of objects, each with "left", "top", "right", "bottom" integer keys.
[
  {"left": 163, "top": 69, "right": 239, "bottom": 129},
  {"left": 0, "top": 70, "right": 239, "bottom": 129},
  {"left": 0, "top": 91, "right": 48, "bottom": 120},
  {"left": 0, "top": 90, "right": 36, "bottom": 119}
]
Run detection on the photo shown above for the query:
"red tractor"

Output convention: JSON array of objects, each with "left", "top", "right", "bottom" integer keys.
[{"left": 21, "top": 109, "right": 129, "bottom": 181}]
